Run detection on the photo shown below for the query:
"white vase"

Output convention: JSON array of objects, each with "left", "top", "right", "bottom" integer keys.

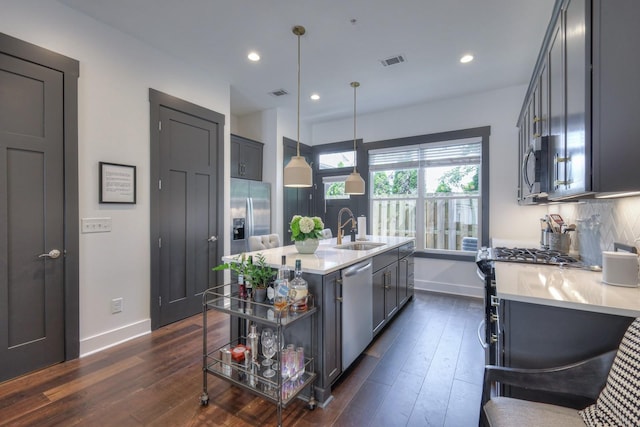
[{"left": 294, "top": 238, "right": 319, "bottom": 254}]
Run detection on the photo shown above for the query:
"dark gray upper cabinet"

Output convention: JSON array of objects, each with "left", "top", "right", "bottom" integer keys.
[
  {"left": 517, "top": 0, "right": 640, "bottom": 201},
  {"left": 591, "top": 0, "right": 640, "bottom": 194},
  {"left": 230, "top": 134, "right": 263, "bottom": 181}
]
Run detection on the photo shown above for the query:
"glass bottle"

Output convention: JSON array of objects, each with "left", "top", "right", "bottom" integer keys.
[
  {"left": 267, "top": 259, "right": 279, "bottom": 304},
  {"left": 238, "top": 272, "right": 247, "bottom": 299},
  {"left": 245, "top": 256, "right": 253, "bottom": 299},
  {"left": 289, "top": 259, "right": 308, "bottom": 312},
  {"left": 274, "top": 256, "right": 290, "bottom": 296}
]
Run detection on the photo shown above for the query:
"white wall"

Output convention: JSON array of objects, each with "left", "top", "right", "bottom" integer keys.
[
  {"left": 2, "top": 0, "right": 231, "bottom": 355},
  {"left": 313, "top": 85, "right": 548, "bottom": 297}
]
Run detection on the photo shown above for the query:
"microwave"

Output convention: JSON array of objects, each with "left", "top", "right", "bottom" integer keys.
[{"left": 520, "top": 135, "right": 549, "bottom": 203}]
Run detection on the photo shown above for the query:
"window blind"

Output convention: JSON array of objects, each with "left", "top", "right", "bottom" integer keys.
[{"left": 369, "top": 138, "right": 481, "bottom": 171}]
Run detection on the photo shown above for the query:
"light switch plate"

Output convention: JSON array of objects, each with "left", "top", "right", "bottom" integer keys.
[{"left": 81, "top": 217, "right": 112, "bottom": 233}]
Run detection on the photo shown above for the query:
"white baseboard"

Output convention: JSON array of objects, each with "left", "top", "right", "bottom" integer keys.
[
  {"left": 80, "top": 319, "right": 151, "bottom": 357},
  {"left": 415, "top": 278, "right": 483, "bottom": 299}
]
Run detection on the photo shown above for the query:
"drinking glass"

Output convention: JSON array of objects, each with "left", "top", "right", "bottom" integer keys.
[
  {"left": 285, "top": 346, "right": 297, "bottom": 380},
  {"left": 261, "top": 328, "right": 275, "bottom": 366},
  {"left": 280, "top": 349, "right": 291, "bottom": 379},
  {"left": 295, "top": 346, "right": 305, "bottom": 378},
  {"left": 262, "top": 341, "right": 276, "bottom": 378}
]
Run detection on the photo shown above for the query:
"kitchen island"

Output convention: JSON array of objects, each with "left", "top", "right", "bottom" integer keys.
[
  {"left": 223, "top": 235, "right": 415, "bottom": 405},
  {"left": 223, "top": 235, "right": 413, "bottom": 274},
  {"left": 494, "top": 262, "right": 639, "bottom": 406}
]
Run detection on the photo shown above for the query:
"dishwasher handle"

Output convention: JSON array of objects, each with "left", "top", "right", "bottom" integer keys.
[{"left": 343, "top": 260, "right": 372, "bottom": 278}]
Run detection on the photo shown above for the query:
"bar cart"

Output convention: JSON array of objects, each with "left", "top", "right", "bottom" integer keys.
[{"left": 200, "top": 284, "right": 317, "bottom": 427}]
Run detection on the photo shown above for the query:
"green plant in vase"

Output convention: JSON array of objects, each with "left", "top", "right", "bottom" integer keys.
[
  {"left": 212, "top": 253, "right": 249, "bottom": 277},
  {"left": 245, "top": 253, "right": 276, "bottom": 303}
]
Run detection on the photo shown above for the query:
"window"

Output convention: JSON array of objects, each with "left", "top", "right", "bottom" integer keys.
[
  {"left": 318, "top": 151, "right": 355, "bottom": 170},
  {"left": 369, "top": 136, "right": 484, "bottom": 254},
  {"left": 323, "top": 175, "right": 349, "bottom": 200}
]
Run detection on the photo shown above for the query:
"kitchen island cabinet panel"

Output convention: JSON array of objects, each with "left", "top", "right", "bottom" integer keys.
[
  {"left": 398, "top": 242, "right": 415, "bottom": 308},
  {"left": 321, "top": 271, "right": 342, "bottom": 386},
  {"left": 292, "top": 272, "right": 338, "bottom": 404},
  {"left": 373, "top": 265, "right": 398, "bottom": 336},
  {"left": 372, "top": 249, "right": 399, "bottom": 336}
]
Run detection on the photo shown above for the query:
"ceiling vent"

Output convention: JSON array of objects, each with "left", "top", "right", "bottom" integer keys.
[
  {"left": 380, "top": 54, "right": 406, "bottom": 67},
  {"left": 269, "top": 89, "right": 289, "bottom": 97}
]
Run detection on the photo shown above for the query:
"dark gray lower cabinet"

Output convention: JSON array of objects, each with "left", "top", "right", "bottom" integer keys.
[
  {"left": 322, "top": 271, "right": 342, "bottom": 386},
  {"left": 304, "top": 270, "right": 341, "bottom": 404},
  {"left": 372, "top": 268, "right": 386, "bottom": 335},
  {"left": 383, "top": 265, "right": 398, "bottom": 320},
  {"left": 372, "top": 249, "right": 399, "bottom": 336},
  {"left": 398, "top": 243, "right": 415, "bottom": 308},
  {"left": 501, "top": 299, "right": 634, "bottom": 407}
]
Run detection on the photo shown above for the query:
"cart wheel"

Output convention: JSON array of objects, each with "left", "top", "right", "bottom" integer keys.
[
  {"left": 307, "top": 398, "right": 317, "bottom": 411},
  {"left": 199, "top": 393, "right": 209, "bottom": 406}
]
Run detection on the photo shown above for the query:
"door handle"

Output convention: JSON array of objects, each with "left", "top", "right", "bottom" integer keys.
[
  {"left": 39, "top": 249, "right": 61, "bottom": 259},
  {"left": 207, "top": 236, "right": 218, "bottom": 242}
]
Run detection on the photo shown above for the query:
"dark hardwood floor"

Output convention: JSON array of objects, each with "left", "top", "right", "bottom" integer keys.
[{"left": 0, "top": 291, "right": 484, "bottom": 426}]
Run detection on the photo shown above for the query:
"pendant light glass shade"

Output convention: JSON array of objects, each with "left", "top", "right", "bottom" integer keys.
[
  {"left": 345, "top": 81, "right": 365, "bottom": 195},
  {"left": 284, "top": 25, "right": 313, "bottom": 188}
]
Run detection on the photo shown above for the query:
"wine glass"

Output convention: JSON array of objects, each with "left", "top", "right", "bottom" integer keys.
[
  {"left": 261, "top": 330, "right": 276, "bottom": 378},
  {"left": 261, "top": 328, "right": 275, "bottom": 366}
]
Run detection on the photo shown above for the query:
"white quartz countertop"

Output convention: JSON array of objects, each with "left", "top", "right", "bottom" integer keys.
[
  {"left": 222, "top": 236, "right": 414, "bottom": 275},
  {"left": 495, "top": 262, "right": 640, "bottom": 318}
]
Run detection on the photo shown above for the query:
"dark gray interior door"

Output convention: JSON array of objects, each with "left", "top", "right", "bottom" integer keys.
[
  {"left": 0, "top": 53, "right": 65, "bottom": 382},
  {"left": 156, "top": 105, "right": 221, "bottom": 327},
  {"left": 283, "top": 138, "right": 313, "bottom": 242}
]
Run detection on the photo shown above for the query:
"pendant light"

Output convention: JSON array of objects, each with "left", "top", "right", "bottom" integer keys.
[
  {"left": 284, "top": 25, "right": 313, "bottom": 188},
  {"left": 344, "top": 81, "right": 366, "bottom": 195}
]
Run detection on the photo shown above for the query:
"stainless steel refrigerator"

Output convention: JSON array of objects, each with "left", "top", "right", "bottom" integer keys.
[{"left": 230, "top": 178, "right": 271, "bottom": 255}]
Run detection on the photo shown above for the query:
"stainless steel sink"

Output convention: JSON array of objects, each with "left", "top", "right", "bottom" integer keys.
[{"left": 334, "top": 242, "right": 386, "bottom": 251}]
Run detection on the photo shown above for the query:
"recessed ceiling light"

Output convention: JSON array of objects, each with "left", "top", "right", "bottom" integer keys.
[
  {"left": 248, "top": 51, "right": 260, "bottom": 62},
  {"left": 460, "top": 54, "right": 474, "bottom": 64},
  {"left": 310, "top": 93, "right": 320, "bottom": 101}
]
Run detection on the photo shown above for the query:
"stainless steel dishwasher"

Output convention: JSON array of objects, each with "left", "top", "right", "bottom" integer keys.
[{"left": 341, "top": 259, "right": 373, "bottom": 369}]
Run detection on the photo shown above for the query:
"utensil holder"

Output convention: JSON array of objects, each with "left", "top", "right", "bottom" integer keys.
[{"left": 543, "top": 232, "right": 570, "bottom": 254}]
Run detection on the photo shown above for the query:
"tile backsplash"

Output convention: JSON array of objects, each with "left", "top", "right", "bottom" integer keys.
[{"left": 553, "top": 196, "right": 640, "bottom": 266}]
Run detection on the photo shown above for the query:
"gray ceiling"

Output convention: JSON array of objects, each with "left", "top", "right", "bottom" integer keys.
[{"left": 58, "top": 0, "right": 555, "bottom": 125}]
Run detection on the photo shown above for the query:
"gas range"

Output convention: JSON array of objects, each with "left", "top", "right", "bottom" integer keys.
[
  {"left": 491, "top": 247, "right": 579, "bottom": 265},
  {"left": 476, "top": 246, "right": 580, "bottom": 269}
]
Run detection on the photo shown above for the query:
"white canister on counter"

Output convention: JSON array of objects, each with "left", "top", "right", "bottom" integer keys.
[
  {"left": 602, "top": 251, "right": 639, "bottom": 287},
  {"left": 357, "top": 216, "right": 367, "bottom": 240}
]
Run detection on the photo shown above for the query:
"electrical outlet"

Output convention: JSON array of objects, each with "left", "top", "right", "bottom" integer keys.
[
  {"left": 111, "top": 297, "right": 123, "bottom": 314},
  {"left": 82, "top": 217, "right": 112, "bottom": 233}
]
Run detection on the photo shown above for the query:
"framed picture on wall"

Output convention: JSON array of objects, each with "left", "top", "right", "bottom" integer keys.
[{"left": 99, "top": 162, "right": 136, "bottom": 204}]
